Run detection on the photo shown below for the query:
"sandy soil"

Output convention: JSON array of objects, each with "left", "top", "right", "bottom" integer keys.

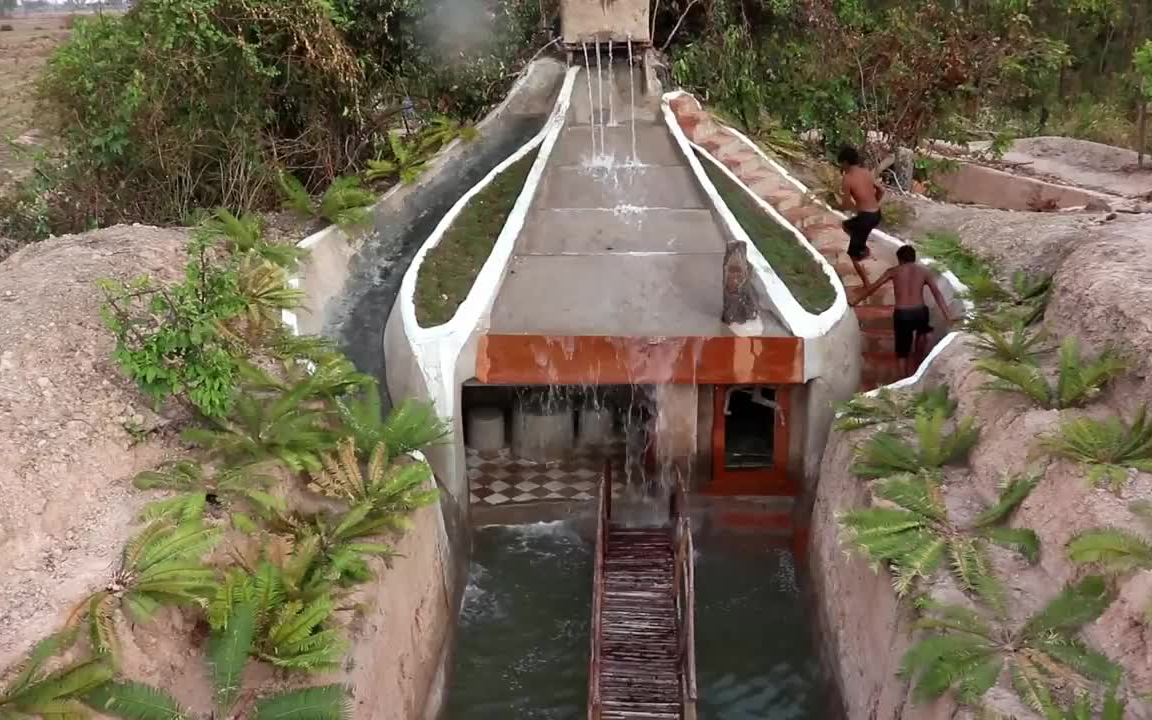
[
  {"left": 0, "top": 224, "right": 190, "bottom": 670},
  {"left": 0, "top": 12, "right": 80, "bottom": 192}
]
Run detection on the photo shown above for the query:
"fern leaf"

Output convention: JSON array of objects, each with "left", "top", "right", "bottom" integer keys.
[
  {"left": 138, "top": 494, "right": 208, "bottom": 523},
  {"left": 852, "top": 432, "right": 920, "bottom": 478},
  {"left": 1010, "top": 658, "right": 1058, "bottom": 717},
  {"left": 8, "top": 661, "right": 113, "bottom": 709},
  {"left": 900, "top": 634, "right": 993, "bottom": 701},
  {"left": 207, "top": 601, "right": 256, "bottom": 706},
  {"left": 251, "top": 562, "right": 285, "bottom": 628},
  {"left": 249, "top": 684, "right": 351, "bottom": 720},
  {"left": 974, "top": 470, "right": 1040, "bottom": 527},
  {"left": 266, "top": 598, "right": 333, "bottom": 648},
  {"left": 949, "top": 538, "right": 1002, "bottom": 610},
  {"left": 84, "top": 682, "right": 186, "bottom": 720},
  {"left": 893, "top": 535, "right": 947, "bottom": 595},
  {"left": 1032, "top": 634, "right": 1121, "bottom": 684},
  {"left": 364, "top": 159, "right": 399, "bottom": 181},
  {"left": 1022, "top": 575, "right": 1112, "bottom": 640},
  {"left": 85, "top": 593, "right": 117, "bottom": 657},
  {"left": 208, "top": 570, "right": 253, "bottom": 632},
  {"left": 977, "top": 358, "right": 1052, "bottom": 407},
  {"left": 380, "top": 399, "right": 450, "bottom": 456},
  {"left": 981, "top": 526, "right": 1041, "bottom": 564},
  {"left": 956, "top": 655, "right": 1004, "bottom": 706},
  {"left": 1067, "top": 528, "right": 1152, "bottom": 572},
  {"left": 3, "top": 629, "right": 80, "bottom": 698},
  {"left": 277, "top": 173, "right": 316, "bottom": 217},
  {"left": 133, "top": 522, "right": 221, "bottom": 572}
]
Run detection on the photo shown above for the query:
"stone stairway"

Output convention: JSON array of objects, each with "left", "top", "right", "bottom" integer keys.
[{"left": 668, "top": 95, "right": 902, "bottom": 390}]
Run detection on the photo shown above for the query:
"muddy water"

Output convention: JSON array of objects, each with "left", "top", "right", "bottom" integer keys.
[{"left": 445, "top": 522, "right": 832, "bottom": 719}]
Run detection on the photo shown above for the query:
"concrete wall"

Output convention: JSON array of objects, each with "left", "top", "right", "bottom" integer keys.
[
  {"left": 561, "top": 0, "right": 650, "bottom": 45},
  {"left": 284, "top": 58, "right": 568, "bottom": 403},
  {"left": 934, "top": 160, "right": 1108, "bottom": 212}
]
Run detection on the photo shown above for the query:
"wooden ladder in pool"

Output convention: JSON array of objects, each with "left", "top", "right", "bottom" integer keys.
[{"left": 588, "top": 463, "right": 697, "bottom": 720}]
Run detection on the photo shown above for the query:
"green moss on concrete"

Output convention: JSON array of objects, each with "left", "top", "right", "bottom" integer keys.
[
  {"left": 415, "top": 149, "right": 539, "bottom": 327},
  {"left": 698, "top": 151, "right": 837, "bottom": 314}
]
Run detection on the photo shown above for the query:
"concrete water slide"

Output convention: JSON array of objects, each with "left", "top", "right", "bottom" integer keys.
[{"left": 488, "top": 65, "right": 788, "bottom": 338}]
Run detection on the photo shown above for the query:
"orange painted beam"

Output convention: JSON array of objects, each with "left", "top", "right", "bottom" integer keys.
[{"left": 476, "top": 335, "right": 804, "bottom": 386}]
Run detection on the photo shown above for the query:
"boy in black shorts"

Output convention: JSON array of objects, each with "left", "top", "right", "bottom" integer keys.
[
  {"left": 851, "top": 245, "right": 954, "bottom": 378},
  {"left": 838, "top": 146, "right": 884, "bottom": 286}
]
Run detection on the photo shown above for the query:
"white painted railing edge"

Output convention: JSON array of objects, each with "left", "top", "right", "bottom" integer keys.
[
  {"left": 660, "top": 94, "right": 849, "bottom": 346},
  {"left": 690, "top": 142, "right": 848, "bottom": 332}
]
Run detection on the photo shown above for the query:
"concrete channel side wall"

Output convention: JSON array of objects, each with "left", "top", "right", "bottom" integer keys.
[
  {"left": 661, "top": 92, "right": 859, "bottom": 486},
  {"left": 933, "top": 159, "right": 1109, "bottom": 211},
  {"left": 282, "top": 58, "right": 567, "bottom": 393},
  {"left": 384, "top": 68, "right": 582, "bottom": 509}
]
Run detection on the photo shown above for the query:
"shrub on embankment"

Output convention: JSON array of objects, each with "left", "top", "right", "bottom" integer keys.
[{"left": 5, "top": 0, "right": 552, "bottom": 241}]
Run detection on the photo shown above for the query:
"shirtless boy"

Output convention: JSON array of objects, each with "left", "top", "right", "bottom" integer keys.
[
  {"left": 838, "top": 146, "right": 884, "bottom": 285},
  {"left": 851, "top": 245, "right": 954, "bottom": 378}
]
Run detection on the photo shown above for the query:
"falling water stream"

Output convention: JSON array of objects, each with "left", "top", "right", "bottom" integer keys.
[{"left": 627, "top": 36, "right": 637, "bottom": 164}]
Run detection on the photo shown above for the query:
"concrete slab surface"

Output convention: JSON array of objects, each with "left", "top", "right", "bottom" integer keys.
[
  {"left": 550, "top": 125, "right": 681, "bottom": 167},
  {"left": 517, "top": 208, "right": 725, "bottom": 255},
  {"left": 537, "top": 164, "right": 708, "bottom": 209}
]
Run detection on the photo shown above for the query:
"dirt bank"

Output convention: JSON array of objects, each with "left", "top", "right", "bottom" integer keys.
[
  {"left": 813, "top": 205, "right": 1152, "bottom": 718},
  {"left": 0, "top": 225, "right": 462, "bottom": 717},
  {"left": 999, "top": 137, "right": 1152, "bottom": 200},
  {"left": 0, "top": 225, "right": 189, "bottom": 670}
]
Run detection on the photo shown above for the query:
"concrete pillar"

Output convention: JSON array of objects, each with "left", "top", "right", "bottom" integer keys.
[
  {"left": 466, "top": 406, "right": 506, "bottom": 452},
  {"left": 512, "top": 397, "right": 575, "bottom": 462},
  {"left": 578, "top": 405, "right": 615, "bottom": 447}
]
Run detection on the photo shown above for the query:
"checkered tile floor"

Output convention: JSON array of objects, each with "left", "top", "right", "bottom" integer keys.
[{"left": 467, "top": 445, "right": 626, "bottom": 506}]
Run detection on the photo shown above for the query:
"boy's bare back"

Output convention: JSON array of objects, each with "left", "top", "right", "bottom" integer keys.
[
  {"left": 842, "top": 166, "right": 882, "bottom": 213},
  {"left": 891, "top": 263, "right": 933, "bottom": 308}
]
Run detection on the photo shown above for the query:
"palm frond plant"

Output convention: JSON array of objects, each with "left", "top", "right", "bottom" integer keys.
[
  {"left": 0, "top": 630, "right": 113, "bottom": 719},
  {"left": 264, "top": 331, "right": 341, "bottom": 366},
  {"left": 232, "top": 255, "right": 306, "bottom": 339},
  {"left": 201, "top": 208, "right": 308, "bottom": 271},
  {"left": 901, "top": 576, "right": 1120, "bottom": 708},
  {"left": 133, "top": 460, "right": 283, "bottom": 524},
  {"left": 838, "top": 470, "right": 1040, "bottom": 607},
  {"left": 278, "top": 173, "right": 375, "bottom": 232},
  {"left": 333, "top": 382, "right": 450, "bottom": 458},
  {"left": 976, "top": 338, "right": 1127, "bottom": 410},
  {"left": 207, "top": 563, "right": 347, "bottom": 693},
  {"left": 317, "top": 176, "right": 375, "bottom": 231},
  {"left": 834, "top": 386, "right": 957, "bottom": 433},
  {"left": 1067, "top": 500, "right": 1152, "bottom": 574},
  {"left": 309, "top": 438, "right": 439, "bottom": 521},
  {"left": 87, "top": 680, "right": 351, "bottom": 720},
  {"left": 852, "top": 408, "right": 980, "bottom": 479},
  {"left": 967, "top": 318, "right": 1052, "bottom": 365},
  {"left": 269, "top": 504, "right": 401, "bottom": 595},
  {"left": 1007, "top": 270, "right": 1054, "bottom": 327},
  {"left": 1039, "top": 405, "right": 1152, "bottom": 492},
  {"left": 68, "top": 521, "right": 221, "bottom": 657},
  {"left": 240, "top": 356, "right": 372, "bottom": 404},
  {"left": 182, "top": 370, "right": 337, "bottom": 474}
]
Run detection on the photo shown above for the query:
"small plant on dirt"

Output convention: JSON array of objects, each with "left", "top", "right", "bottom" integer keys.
[
  {"left": 835, "top": 386, "right": 956, "bottom": 432},
  {"left": 241, "top": 356, "right": 372, "bottom": 402},
  {"left": 901, "top": 576, "right": 1120, "bottom": 707},
  {"left": 1040, "top": 406, "right": 1152, "bottom": 492},
  {"left": 839, "top": 470, "right": 1039, "bottom": 607},
  {"left": 1067, "top": 501, "right": 1152, "bottom": 574},
  {"left": 967, "top": 318, "right": 1052, "bottom": 365},
  {"left": 278, "top": 173, "right": 376, "bottom": 231},
  {"left": 976, "top": 337, "right": 1127, "bottom": 410},
  {"left": 133, "top": 460, "right": 283, "bottom": 524},
  {"left": 309, "top": 439, "right": 439, "bottom": 520},
  {"left": 100, "top": 233, "right": 249, "bottom": 418},
  {"left": 69, "top": 521, "right": 221, "bottom": 658},
  {"left": 269, "top": 504, "right": 403, "bottom": 593},
  {"left": 87, "top": 680, "right": 351, "bottom": 720},
  {"left": 334, "top": 381, "right": 450, "bottom": 458},
  {"left": 0, "top": 631, "right": 113, "bottom": 719},
  {"left": 852, "top": 408, "right": 980, "bottom": 479}
]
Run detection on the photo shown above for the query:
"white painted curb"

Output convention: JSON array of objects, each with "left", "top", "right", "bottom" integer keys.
[{"left": 394, "top": 66, "right": 580, "bottom": 418}]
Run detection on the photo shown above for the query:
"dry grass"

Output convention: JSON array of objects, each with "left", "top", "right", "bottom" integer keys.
[{"left": 0, "top": 12, "right": 87, "bottom": 191}]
